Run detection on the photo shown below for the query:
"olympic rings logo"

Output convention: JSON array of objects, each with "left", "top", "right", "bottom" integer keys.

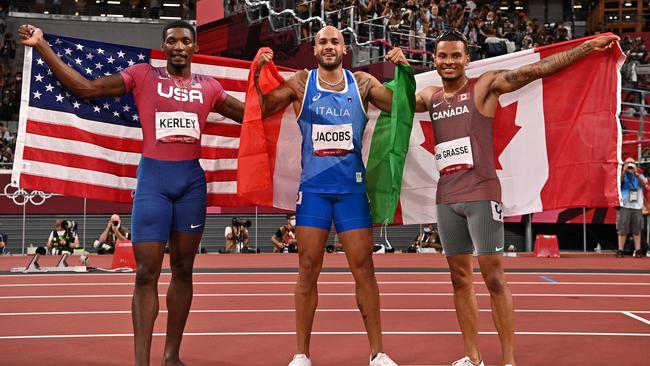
[{"left": 3, "top": 183, "right": 55, "bottom": 206}]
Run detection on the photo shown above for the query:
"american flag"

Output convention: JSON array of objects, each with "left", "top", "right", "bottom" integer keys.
[{"left": 11, "top": 33, "right": 268, "bottom": 206}]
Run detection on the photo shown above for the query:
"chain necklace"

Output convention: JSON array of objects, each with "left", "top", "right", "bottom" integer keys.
[
  {"left": 166, "top": 69, "right": 192, "bottom": 90},
  {"left": 442, "top": 78, "right": 468, "bottom": 105},
  {"left": 318, "top": 72, "right": 345, "bottom": 87}
]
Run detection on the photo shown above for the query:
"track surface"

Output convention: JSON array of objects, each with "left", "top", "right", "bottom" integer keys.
[{"left": 0, "top": 253, "right": 648, "bottom": 365}]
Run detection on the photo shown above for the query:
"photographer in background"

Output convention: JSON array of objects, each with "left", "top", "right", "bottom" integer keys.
[
  {"left": 271, "top": 214, "right": 297, "bottom": 253},
  {"left": 94, "top": 214, "right": 130, "bottom": 254},
  {"left": 224, "top": 217, "right": 251, "bottom": 253},
  {"left": 46, "top": 219, "right": 79, "bottom": 255},
  {"left": 0, "top": 230, "right": 6, "bottom": 255},
  {"left": 617, "top": 157, "right": 648, "bottom": 258}
]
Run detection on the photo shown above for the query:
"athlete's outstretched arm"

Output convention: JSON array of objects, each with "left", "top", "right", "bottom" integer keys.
[
  {"left": 366, "top": 47, "right": 411, "bottom": 112},
  {"left": 215, "top": 94, "right": 244, "bottom": 123},
  {"left": 487, "top": 34, "right": 620, "bottom": 95},
  {"left": 18, "top": 24, "right": 126, "bottom": 99},
  {"left": 254, "top": 49, "right": 298, "bottom": 118}
]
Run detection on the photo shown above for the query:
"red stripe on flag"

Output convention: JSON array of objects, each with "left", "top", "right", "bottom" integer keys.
[
  {"left": 204, "top": 122, "right": 242, "bottom": 137},
  {"left": 200, "top": 147, "right": 239, "bottom": 159},
  {"left": 204, "top": 170, "right": 238, "bottom": 182},
  {"left": 151, "top": 50, "right": 294, "bottom": 72},
  {"left": 19, "top": 174, "right": 134, "bottom": 203},
  {"left": 207, "top": 193, "right": 253, "bottom": 207},
  {"left": 22, "top": 147, "right": 138, "bottom": 177},
  {"left": 26, "top": 119, "right": 142, "bottom": 152}
]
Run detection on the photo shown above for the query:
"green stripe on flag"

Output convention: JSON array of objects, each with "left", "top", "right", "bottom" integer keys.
[{"left": 366, "top": 64, "right": 416, "bottom": 224}]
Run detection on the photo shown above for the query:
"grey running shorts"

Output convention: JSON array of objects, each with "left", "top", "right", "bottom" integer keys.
[{"left": 436, "top": 200, "right": 505, "bottom": 256}]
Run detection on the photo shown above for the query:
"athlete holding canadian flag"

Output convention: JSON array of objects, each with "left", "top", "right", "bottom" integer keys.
[
  {"left": 414, "top": 29, "right": 620, "bottom": 366},
  {"left": 18, "top": 20, "right": 244, "bottom": 366}
]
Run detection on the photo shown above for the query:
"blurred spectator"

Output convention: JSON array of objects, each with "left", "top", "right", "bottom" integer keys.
[
  {"left": 128, "top": 0, "right": 143, "bottom": 17},
  {"left": 483, "top": 25, "right": 513, "bottom": 57},
  {"left": 0, "top": 140, "right": 12, "bottom": 166},
  {"left": 0, "top": 7, "right": 6, "bottom": 35},
  {"left": 75, "top": 0, "right": 88, "bottom": 16},
  {"left": 47, "top": 219, "right": 80, "bottom": 255},
  {"left": 93, "top": 214, "right": 130, "bottom": 254},
  {"left": 33, "top": 0, "right": 46, "bottom": 14},
  {"left": 271, "top": 214, "right": 297, "bottom": 253},
  {"left": 0, "top": 32, "right": 16, "bottom": 62},
  {"left": 51, "top": 0, "right": 62, "bottom": 14},
  {"left": 147, "top": 0, "right": 161, "bottom": 19},
  {"left": 0, "top": 230, "right": 5, "bottom": 255},
  {"left": 0, "top": 121, "right": 11, "bottom": 144},
  {"left": 403, "top": 223, "right": 442, "bottom": 252},
  {"left": 617, "top": 158, "right": 647, "bottom": 258},
  {"left": 224, "top": 217, "right": 251, "bottom": 253}
]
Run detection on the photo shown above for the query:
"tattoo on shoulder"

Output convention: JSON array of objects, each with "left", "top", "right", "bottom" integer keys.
[{"left": 354, "top": 73, "right": 372, "bottom": 99}]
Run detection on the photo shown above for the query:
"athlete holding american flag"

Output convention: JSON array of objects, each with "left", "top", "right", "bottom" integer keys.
[{"left": 18, "top": 20, "right": 244, "bottom": 366}]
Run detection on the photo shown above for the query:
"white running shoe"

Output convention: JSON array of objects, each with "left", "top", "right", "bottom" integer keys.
[
  {"left": 288, "top": 354, "right": 312, "bottom": 366},
  {"left": 370, "top": 352, "right": 398, "bottom": 366},
  {"left": 451, "top": 356, "right": 484, "bottom": 366}
]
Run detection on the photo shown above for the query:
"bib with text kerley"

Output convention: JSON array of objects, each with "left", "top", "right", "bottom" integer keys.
[
  {"left": 312, "top": 123, "right": 354, "bottom": 156},
  {"left": 435, "top": 136, "right": 474, "bottom": 174},
  {"left": 155, "top": 111, "right": 200, "bottom": 143}
]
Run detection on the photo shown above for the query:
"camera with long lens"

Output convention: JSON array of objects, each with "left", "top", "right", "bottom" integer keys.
[
  {"left": 626, "top": 163, "right": 636, "bottom": 170},
  {"left": 60, "top": 220, "right": 78, "bottom": 235},
  {"left": 231, "top": 217, "right": 252, "bottom": 228}
]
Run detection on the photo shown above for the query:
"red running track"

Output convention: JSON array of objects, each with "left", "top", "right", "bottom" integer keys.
[{"left": 0, "top": 253, "right": 648, "bottom": 365}]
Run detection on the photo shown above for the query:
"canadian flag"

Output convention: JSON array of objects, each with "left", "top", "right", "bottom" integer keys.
[{"left": 239, "top": 37, "right": 625, "bottom": 224}]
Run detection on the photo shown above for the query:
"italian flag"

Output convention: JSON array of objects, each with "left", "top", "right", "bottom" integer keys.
[{"left": 237, "top": 48, "right": 415, "bottom": 224}]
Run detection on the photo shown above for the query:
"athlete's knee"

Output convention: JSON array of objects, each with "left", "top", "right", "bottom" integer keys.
[
  {"left": 348, "top": 256, "right": 375, "bottom": 281},
  {"left": 298, "top": 253, "right": 323, "bottom": 277},
  {"left": 483, "top": 271, "right": 508, "bottom": 295},
  {"left": 169, "top": 261, "right": 193, "bottom": 283},
  {"left": 449, "top": 265, "right": 473, "bottom": 290},
  {"left": 135, "top": 265, "right": 161, "bottom": 288}
]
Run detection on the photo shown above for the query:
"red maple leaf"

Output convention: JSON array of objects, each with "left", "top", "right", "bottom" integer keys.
[{"left": 493, "top": 102, "right": 522, "bottom": 170}]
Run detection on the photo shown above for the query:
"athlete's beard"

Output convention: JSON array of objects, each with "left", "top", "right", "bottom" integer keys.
[{"left": 316, "top": 54, "right": 343, "bottom": 71}]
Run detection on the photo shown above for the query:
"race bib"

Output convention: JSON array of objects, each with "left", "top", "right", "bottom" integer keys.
[
  {"left": 435, "top": 136, "right": 474, "bottom": 174},
  {"left": 155, "top": 111, "right": 200, "bottom": 143},
  {"left": 491, "top": 201, "right": 504, "bottom": 222},
  {"left": 312, "top": 123, "right": 353, "bottom": 156}
]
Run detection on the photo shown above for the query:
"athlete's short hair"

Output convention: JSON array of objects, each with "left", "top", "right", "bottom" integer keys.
[
  {"left": 435, "top": 29, "right": 469, "bottom": 54},
  {"left": 162, "top": 20, "right": 196, "bottom": 41}
]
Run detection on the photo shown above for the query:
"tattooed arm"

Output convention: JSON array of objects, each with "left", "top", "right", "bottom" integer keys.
[{"left": 486, "top": 34, "right": 620, "bottom": 95}]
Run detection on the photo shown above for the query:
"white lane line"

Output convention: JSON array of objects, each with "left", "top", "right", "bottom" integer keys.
[
  {"left": 0, "top": 331, "right": 648, "bottom": 340},
  {"left": 1, "top": 293, "right": 649, "bottom": 300},
  {"left": 1, "top": 308, "right": 650, "bottom": 316},
  {"left": 2, "top": 271, "right": 649, "bottom": 278},
  {"left": 1, "top": 281, "right": 648, "bottom": 287},
  {"left": 623, "top": 311, "right": 650, "bottom": 326}
]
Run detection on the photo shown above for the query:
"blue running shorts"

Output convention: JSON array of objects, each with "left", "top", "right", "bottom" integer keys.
[
  {"left": 131, "top": 157, "right": 207, "bottom": 244},
  {"left": 295, "top": 191, "right": 372, "bottom": 233}
]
